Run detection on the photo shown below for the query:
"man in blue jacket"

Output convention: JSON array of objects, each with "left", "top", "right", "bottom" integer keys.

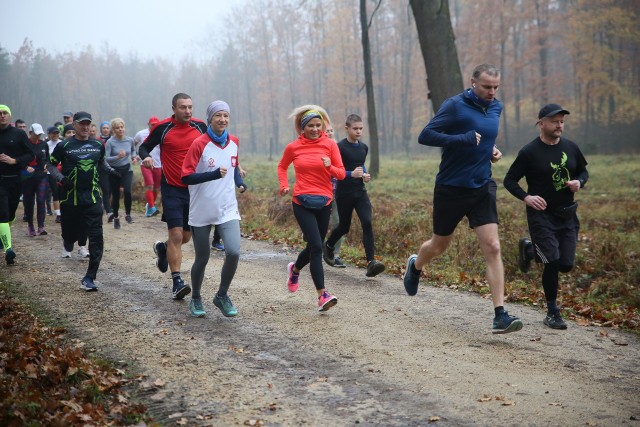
[{"left": 403, "top": 64, "right": 523, "bottom": 334}]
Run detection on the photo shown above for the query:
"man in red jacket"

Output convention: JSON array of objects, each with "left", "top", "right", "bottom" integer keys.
[{"left": 138, "top": 93, "right": 207, "bottom": 300}]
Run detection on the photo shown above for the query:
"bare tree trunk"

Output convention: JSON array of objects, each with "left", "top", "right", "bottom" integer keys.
[
  {"left": 535, "top": 0, "right": 549, "bottom": 104},
  {"left": 360, "top": 0, "right": 380, "bottom": 177},
  {"left": 499, "top": 1, "right": 509, "bottom": 150},
  {"left": 401, "top": 5, "right": 414, "bottom": 155},
  {"left": 409, "top": 0, "right": 463, "bottom": 112}
]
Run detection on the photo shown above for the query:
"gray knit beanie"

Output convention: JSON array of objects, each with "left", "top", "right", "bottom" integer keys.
[{"left": 206, "top": 100, "right": 230, "bottom": 124}]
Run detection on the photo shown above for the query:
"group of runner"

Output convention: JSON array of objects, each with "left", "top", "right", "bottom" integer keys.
[{"left": 0, "top": 62, "right": 588, "bottom": 332}]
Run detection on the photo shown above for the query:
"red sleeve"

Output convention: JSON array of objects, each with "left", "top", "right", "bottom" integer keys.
[
  {"left": 277, "top": 143, "right": 295, "bottom": 192},
  {"left": 230, "top": 134, "right": 240, "bottom": 164}
]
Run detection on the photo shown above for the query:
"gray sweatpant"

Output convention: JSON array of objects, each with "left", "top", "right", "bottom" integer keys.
[{"left": 190, "top": 219, "right": 240, "bottom": 299}]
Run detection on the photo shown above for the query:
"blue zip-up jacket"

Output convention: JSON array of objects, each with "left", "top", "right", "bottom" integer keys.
[{"left": 418, "top": 89, "right": 502, "bottom": 188}]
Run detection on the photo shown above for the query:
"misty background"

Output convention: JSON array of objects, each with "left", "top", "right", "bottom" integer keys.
[{"left": 1, "top": 0, "right": 638, "bottom": 156}]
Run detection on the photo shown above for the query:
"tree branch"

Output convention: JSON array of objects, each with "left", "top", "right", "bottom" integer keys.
[{"left": 368, "top": 0, "right": 383, "bottom": 29}]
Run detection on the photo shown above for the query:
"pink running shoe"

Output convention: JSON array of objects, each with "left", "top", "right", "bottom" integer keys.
[
  {"left": 318, "top": 291, "right": 337, "bottom": 312},
  {"left": 287, "top": 262, "right": 299, "bottom": 293}
]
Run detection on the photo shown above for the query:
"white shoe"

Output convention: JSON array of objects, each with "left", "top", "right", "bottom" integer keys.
[
  {"left": 78, "top": 246, "right": 90, "bottom": 258},
  {"left": 61, "top": 250, "right": 71, "bottom": 258}
]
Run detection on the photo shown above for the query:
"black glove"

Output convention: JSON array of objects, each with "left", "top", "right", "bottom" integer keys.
[
  {"left": 60, "top": 177, "right": 73, "bottom": 191},
  {"left": 109, "top": 169, "right": 121, "bottom": 178}
]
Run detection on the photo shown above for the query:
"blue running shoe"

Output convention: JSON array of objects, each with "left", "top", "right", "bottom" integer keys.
[
  {"left": 213, "top": 294, "right": 238, "bottom": 317},
  {"left": 146, "top": 204, "right": 159, "bottom": 217},
  {"left": 189, "top": 297, "right": 206, "bottom": 317},
  {"left": 80, "top": 276, "right": 98, "bottom": 292},
  {"left": 492, "top": 311, "right": 524, "bottom": 334},
  {"left": 403, "top": 254, "right": 420, "bottom": 296},
  {"left": 172, "top": 277, "right": 191, "bottom": 300},
  {"left": 154, "top": 241, "right": 168, "bottom": 273},
  {"left": 211, "top": 241, "right": 225, "bottom": 251}
]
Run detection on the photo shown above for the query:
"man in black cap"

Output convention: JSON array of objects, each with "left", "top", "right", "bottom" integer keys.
[
  {"left": 504, "top": 104, "right": 589, "bottom": 330},
  {"left": 47, "top": 111, "right": 119, "bottom": 291}
]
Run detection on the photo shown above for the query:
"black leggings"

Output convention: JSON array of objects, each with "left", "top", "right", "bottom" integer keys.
[
  {"left": 542, "top": 261, "right": 574, "bottom": 302},
  {"left": 61, "top": 202, "right": 104, "bottom": 279},
  {"left": 22, "top": 176, "right": 48, "bottom": 228},
  {"left": 109, "top": 167, "right": 133, "bottom": 217},
  {"left": 292, "top": 202, "right": 331, "bottom": 290},
  {"left": 326, "top": 190, "right": 375, "bottom": 261}
]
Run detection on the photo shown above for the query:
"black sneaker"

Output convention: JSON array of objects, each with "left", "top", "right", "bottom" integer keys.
[
  {"left": 366, "top": 260, "right": 385, "bottom": 277},
  {"left": 125, "top": 215, "right": 133, "bottom": 224},
  {"left": 323, "top": 242, "right": 335, "bottom": 266},
  {"left": 333, "top": 257, "right": 346, "bottom": 268},
  {"left": 80, "top": 276, "right": 98, "bottom": 292},
  {"left": 5, "top": 248, "right": 16, "bottom": 265},
  {"left": 403, "top": 254, "right": 420, "bottom": 296},
  {"left": 153, "top": 241, "right": 168, "bottom": 273},
  {"left": 107, "top": 213, "right": 115, "bottom": 223},
  {"left": 492, "top": 311, "right": 524, "bottom": 334},
  {"left": 518, "top": 237, "right": 534, "bottom": 273},
  {"left": 172, "top": 278, "right": 191, "bottom": 300},
  {"left": 543, "top": 311, "right": 567, "bottom": 330},
  {"left": 113, "top": 217, "right": 121, "bottom": 229}
]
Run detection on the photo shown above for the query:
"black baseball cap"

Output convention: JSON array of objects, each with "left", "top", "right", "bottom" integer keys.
[
  {"left": 47, "top": 126, "right": 60, "bottom": 134},
  {"left": 538, "top": 104, "right": 570, "bottom": 120},
  {"left": 73, "top": 111, "right": 92, "bottom": 122}
]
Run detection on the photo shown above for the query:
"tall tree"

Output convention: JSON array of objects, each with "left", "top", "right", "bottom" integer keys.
[
  {"left": 360, "top": 0, "right": 381, "bottom": 177},
  {"left": 409, "top": 0, "right": 463, "bottom": 112}
]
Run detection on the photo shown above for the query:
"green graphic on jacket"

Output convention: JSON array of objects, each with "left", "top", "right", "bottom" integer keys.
[{"left": 550, "top": 152, "right": 570, "bottom": 191}]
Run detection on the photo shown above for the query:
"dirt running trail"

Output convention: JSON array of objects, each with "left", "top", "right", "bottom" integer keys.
[{"left": 3, "top": 211, "right": 639, "bottom": 426}]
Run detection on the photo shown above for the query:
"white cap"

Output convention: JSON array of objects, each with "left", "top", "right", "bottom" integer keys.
[{"left": 29, "top": 123, "right": 45, "bottom": 136}]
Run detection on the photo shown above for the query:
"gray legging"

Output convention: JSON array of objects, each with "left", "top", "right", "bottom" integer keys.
[{"left": 190, "top": 219, "right": 240, "bottom": 300}]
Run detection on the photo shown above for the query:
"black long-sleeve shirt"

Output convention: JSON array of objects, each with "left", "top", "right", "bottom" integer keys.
[
  {"left": 335, "top": 138, "right": 368, "bottom": 193},
  {"left": 504, "top": 137, "right": 588, "bottom": 211},
  {"left": 0, "top": 126, "right": 34, "bottom": 180}
]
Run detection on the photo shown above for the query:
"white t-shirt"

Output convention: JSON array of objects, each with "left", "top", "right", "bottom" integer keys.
[
  {"left": 47, "top": 138, "right": 61, "bottom": 154},
  {"left": 133, "top": 128, "right": 161, "bottom": 168},
  {"left": 182, "top": 132, "right": 241, "bottom": 227}
]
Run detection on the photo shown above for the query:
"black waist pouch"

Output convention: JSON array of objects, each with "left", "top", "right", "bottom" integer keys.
[
  {"left": 552, "top": 202, "right": 578, "bottom": 219},
  {"left": 296, "top": 194, "right": 329, "bottom": 210}
]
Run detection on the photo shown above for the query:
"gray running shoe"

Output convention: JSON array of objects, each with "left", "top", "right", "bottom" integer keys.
[
  {"left": 543, "top": 311, "right": 567, "bottom": 330},
  {"left": 366, "top": 260, "right": 385, "bottom": 277}
]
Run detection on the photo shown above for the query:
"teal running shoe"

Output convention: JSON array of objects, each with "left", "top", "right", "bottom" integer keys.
[
  {"left": 213, "top": 294, "right": 238, "bottom": 317},
  {"left": 189, "top": 298, "right": 206, "bottom": 318}
]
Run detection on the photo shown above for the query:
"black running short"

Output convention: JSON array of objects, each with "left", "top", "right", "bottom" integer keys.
[
  {"left": 432, "top": 180, "right": 499, "bottom": 236},
  {"left": 527, "top": 209, "right": 579, "bottom": 266},
  {"left": 160, "top": 182, "right": 191, "bottom": 231}
]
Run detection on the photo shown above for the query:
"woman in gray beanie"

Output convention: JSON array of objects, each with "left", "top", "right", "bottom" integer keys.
[{"left": 181, "top": 100, "right": 245, "bottom": 318}]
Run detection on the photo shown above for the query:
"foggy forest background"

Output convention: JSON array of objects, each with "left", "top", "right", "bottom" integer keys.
[{"left": 1, "top": 0, "right": 638, "bottom": 156}]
